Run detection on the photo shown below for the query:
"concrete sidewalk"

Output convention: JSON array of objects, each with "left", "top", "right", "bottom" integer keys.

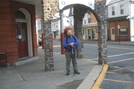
[
  {"left": 0, "top": 47, "right": 102, "bottom": 89},
  {"left": 84, "top": 40, "right": 134, "bottom": 46}
]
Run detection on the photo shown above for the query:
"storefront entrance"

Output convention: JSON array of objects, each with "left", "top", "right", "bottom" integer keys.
[{"left": 16, "top": 22, "right": 28, "bottom": 58}]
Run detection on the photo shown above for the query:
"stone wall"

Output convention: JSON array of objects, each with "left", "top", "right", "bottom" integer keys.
[{"left": 42, "top": 0, "right": 59, "bottom": 71}]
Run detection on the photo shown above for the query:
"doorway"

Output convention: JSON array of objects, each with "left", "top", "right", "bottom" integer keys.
[
  {"left": 88, "top": 29, "right": 91, "bottom": 40},
  {"left": 15, "top": 8, "right": 33, "bottom": 58},
  {"left": 16, "top": 22, "right": 28, "bottom": 58},
  {"left": 111, "top": 28, "right": 115, "bottom": 40}
]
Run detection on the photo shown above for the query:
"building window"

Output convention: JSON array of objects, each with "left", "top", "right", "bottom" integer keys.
[
  {"left": 119, "top": 27, "right": 128, "bottom": 36},
  {"left": 112, "top": 29, "right": 114, "bottom": 34},
  {"left": 84, "top": 20, "right": 86, "bottom": 24},
  {"left": 21, "top": 24, "right": 27, "bottom": 41},
  {"left": 88, "top": 18, "right": 90, "bottom": 23},
  {"left": 120, "top": 5, "right": 124, "bottom": 14},
  {"left": 15, "top": 10, "right": 26, "bottom": 19},
  {"left": 112, "top": 6, "right": 115, "bottom": 15}
]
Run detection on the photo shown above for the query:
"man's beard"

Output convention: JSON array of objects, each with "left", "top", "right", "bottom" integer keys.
[{"left": 67, "top": 35, "right": 72, "bottom": 37}]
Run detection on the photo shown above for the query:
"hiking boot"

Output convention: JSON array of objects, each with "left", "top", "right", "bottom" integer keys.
[
  {"left": 66, "top": 72, "right": 70, "bottom": 75},
  {"left": 74, "top": 71, "right": 80, "bottom": 74}
]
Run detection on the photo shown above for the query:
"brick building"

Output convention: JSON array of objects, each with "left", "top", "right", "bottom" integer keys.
[
  {"left": 0, "top": 0, "right": 39, "bottom": 66},
  {"left": 108, "top": 17, "right": 130, "bottom": 41},
  {"left": 107, "top": 0, "right": 134, "bottom": 41}
]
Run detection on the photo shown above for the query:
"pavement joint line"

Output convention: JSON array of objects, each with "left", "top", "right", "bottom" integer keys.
[
  {"left": 104, "top": 78, "right": 134, "bottom": 83},
  {"left": 14, "top": 66, "right": 25, "bottom": 81},
  {"left": 82, "top": 58, "right": 98, "bottom": 63},
  {"left": 91, "top": 64, "right": 109, "bottom": 89}
]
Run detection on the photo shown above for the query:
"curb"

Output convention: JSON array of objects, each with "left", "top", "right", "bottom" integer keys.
[
  {"left": 77, "top": 65, "right": 103, "bottom": 89},
  {"left": 91, "top": 64, "right": 109, "bottom": 89},
  {"left": 14, "top": 56, "right": 39, "bottom": 66},
  {"left": 77, "top": 64, "right": 108, "bottom": 89}
]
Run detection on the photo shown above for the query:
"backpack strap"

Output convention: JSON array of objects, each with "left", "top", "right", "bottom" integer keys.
[
  {"left": 64, "top": 36, "right": 77, "bottom": 50},
  {"left": 66, "top": 35, "right": 76, "bottom": 44},
  {"left": 66, "top": 37, "right": 68, "bottom": 44},
  {"left": 72, "top": 36, "right": 76, "bottom": 42}
]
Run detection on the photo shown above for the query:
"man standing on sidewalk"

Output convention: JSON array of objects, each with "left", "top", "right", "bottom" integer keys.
[{"left": 63, "top": 28, "right": 80, "bottom": 75}]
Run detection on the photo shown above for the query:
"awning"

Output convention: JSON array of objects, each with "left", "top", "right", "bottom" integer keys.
[{"left": 108, "top": 16, "right": 129, "bottom": 22}]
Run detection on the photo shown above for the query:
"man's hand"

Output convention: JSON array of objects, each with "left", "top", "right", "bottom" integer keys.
[{"left": 70, "top": 43, "right": 74, "bottom": 47}]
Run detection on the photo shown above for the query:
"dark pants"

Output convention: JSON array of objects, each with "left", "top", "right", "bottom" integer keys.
[{"left": 65, "top": 50, "right": 78, "bottom": 72}]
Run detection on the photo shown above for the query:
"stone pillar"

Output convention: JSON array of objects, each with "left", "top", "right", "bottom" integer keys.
[
  {"left": 95, "top": 0, "right": 108, "bottom": 64},
  {"left": 73, "top": 5, "right": 88, "bottom": 58},
  {"left": 42, "top": 0, "right": 59, "bottom": 71}
]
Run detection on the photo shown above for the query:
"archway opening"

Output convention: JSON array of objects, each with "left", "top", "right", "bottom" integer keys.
[
  {"left": 42, "top": 0, "right": 108, "bottom": 71},
  {"left": 59, "top": 4, "right": 101, "bottom": 59}
]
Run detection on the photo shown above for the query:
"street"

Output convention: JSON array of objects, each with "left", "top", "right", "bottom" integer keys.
[
  {"left": 83, "top": 42, "right": 134, "bottom": 89},
  {"left": 54, "top": 40, "right": 134, "bottom": 89}
]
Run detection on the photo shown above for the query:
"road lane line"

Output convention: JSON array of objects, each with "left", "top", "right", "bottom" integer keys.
[
  {"left": 107, "top": 52, "right": 134, "bottom": 58},
  {"left": 106, "top": 71, "right": 115, "bottom": 74},
  {"left": 54, "top": 45, "right": 60, "bottom": 47},
  {"left": 85, "top": 44, "right": 134, "bottom": 50},
  {"left": 91, "top": 58, "right": 98, "bottom": 60},
  {"left": 113, "top": 66, "right": 134, "bottom": 72},
  {"left": 108, "top": 46, "right": 134, "bottom": 50},
  {"left": 82, "top": 58, "right": 98, "bottom": 63},
  {"left": 108, "top": 58, "right": 134, "bottom": 64},
  {"left": 91, "top": 52, "right": 134, "bottom": 60},
  {"left": 91, "top": 64, "right": 108, "bottom": 89},
  {"left": 114, "top": 66, "right": 124, "bottom": 69},
  {"left": 104, "top": 78, "right": 134, "bottom": 83}
]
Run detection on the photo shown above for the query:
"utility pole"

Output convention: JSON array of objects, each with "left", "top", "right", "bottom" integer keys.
[{"left": 60, "top": 10, "right": 65, "bottom": 54}]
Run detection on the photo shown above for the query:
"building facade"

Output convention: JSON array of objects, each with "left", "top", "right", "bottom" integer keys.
[
  {"left": 68, "top": 8, "right": 98, "bottom": 40},
  {"left": 82, "top": 12, "right": 98, "bottom": 40},
  {"left": 51, "top": 15, "right": 70, "bottom": 39},
  {"left": 107, "top": 0, "right": 134, "bottom": 41},
  {"left": 0, "top": 0, "right": 38, "bottom": 66},
  {"left": 50, "top": 8, "right": 98, "bottom": 41}
]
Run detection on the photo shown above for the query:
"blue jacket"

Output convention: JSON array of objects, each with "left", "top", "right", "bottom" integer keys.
[{"left": 63, "top": 36, "right": 80, "bottom": 51}]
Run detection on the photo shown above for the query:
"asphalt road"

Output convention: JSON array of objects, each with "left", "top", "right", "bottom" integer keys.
[
  {"left": 54, "top": 40, "right": 134, "bottom": 89},
  {"left": 84, "top": 43, "right": 134, "bottom": 89}
]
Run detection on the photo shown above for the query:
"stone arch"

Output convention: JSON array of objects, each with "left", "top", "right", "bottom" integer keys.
[{"left": 42, "top": 0, "right": 107, "bottom": 71}]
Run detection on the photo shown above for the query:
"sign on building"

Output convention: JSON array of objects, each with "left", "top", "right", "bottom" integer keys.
[{"left": 59, "top": 0, "right": 95, "bottom": 10}]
